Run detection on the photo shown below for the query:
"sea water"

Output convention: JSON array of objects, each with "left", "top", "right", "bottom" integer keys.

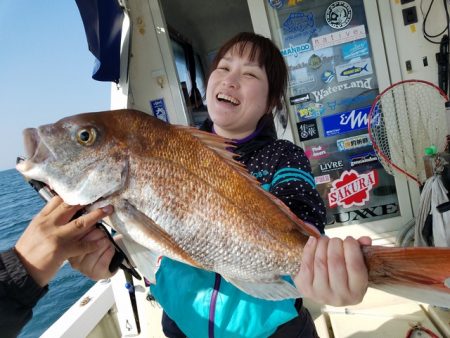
[{"left": 0, "top": 169, "right": 94, "bottom": 337}]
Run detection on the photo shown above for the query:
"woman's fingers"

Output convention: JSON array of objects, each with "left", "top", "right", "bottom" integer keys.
[{"left": 344, "top": 237, "right": 369, "bottom": 303}]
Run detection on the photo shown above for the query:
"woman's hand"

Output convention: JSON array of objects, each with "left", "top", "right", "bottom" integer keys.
[
  {"left": 293, "top": 236, "right": 371, "bottom": 306},
  {"left": 15, "top": 196, "right": 114, "bottom": 287}
]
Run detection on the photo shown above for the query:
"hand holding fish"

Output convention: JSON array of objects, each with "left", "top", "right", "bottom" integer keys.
[
  {"left": 14, "top": 196, "right": 113, "bottom": 287},
  {"left": 294, "top": 236, "right": 371, "bottom": 306}
]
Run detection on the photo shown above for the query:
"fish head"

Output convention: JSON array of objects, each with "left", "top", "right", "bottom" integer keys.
[{"left": 16, "top": 110, "right": 131, "bottom": 205}]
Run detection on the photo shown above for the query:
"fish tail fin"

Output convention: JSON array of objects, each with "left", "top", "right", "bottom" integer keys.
[{"left": 363, "top": 245, "right": 450, "bottom": 308}]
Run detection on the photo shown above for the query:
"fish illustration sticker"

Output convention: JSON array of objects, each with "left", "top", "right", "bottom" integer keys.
[
  {"left": 335, "top": 59, "right": 373, "bottom": 82},
  {"left": 326, "top": 1, "right": 353, "bottom": 29},
  {"left": 328, "top": 170, "right": 378, "bottom": 208}
]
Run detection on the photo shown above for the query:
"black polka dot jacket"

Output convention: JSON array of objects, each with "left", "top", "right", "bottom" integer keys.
[{"left": 200, "top": 116, "right": 326, "bottom": 234}]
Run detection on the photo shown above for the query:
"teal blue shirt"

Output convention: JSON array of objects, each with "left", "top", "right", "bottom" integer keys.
[{"left": 150, "top": 258, "right": 298, "bottom": 338}]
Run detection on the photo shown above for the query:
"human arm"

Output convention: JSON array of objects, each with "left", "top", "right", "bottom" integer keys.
[
  {"left": 0, "top": 196, "right": 113, "bottom": 337},
  {"left": 294, "top": 236, "right": 371, "bottom": 306}
]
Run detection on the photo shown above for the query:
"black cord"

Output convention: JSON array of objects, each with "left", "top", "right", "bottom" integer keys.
[{"left": 421, "top": 0, "right": 449, "bottom": 44}]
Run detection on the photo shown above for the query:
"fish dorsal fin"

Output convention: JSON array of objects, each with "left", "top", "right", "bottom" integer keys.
[
  {"left": 175, "top": 125, "right": 250, "bottom": 177},
  {"left": 178, "top": 125, "right": 320, "bottom": 238}
]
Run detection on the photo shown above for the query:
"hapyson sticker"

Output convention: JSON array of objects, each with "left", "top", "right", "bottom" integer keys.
[
  {"left": 322, "top": 106, "right": 371, "bottom": 137},
  {"left": 325, "top": 1, "right": 353, "bottom": 29},
  {"left": 328, "top": 170, "right": 378, "bottom": 208}
]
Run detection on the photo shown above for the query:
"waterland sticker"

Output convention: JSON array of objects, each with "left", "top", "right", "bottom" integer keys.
[
  {"left": 335, "top": 58, "right": 373, "bottom": 82},
  {"left": 341, "top": 39, "right": 369, "bottom": 60},
  {"left": 312, "top": 24, "right": 366, "bottom": 50},
  {"left": 322, "top": 105, "right": 371, "bottom": 137},
  {"left": 150, "top": 98, "right": 169, "bottom": 123},
  {"left": 337, "top": 133, "right": 372, "bottom": 151},
  {"left": 328, "top": 169, "right": 378, "bottom": 208},
  {"left": 297, "top": 119, "right": 319, "bottom": 141},
  {"left": 311, "top": 77, "right": 372, "bottom": 101},
  {"left": 325, "top": 1, "right": 353, "bottom": 29}
]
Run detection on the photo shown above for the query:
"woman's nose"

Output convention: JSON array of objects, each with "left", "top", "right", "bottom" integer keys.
[{"left": 222, "top": 72, "right": 240, "bottom": 89}]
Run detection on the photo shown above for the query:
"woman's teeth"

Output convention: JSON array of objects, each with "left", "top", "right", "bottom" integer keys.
[{"left": 217, "top": 93, "right": 240, "bottom": 105}]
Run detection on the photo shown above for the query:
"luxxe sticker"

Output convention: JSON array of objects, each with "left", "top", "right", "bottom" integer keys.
[
  {"left": 322, "top": 106, "right": 371, "bottom": 137},
  {"left": 328, "top": 169, "right": 378, "bottom": 208}
]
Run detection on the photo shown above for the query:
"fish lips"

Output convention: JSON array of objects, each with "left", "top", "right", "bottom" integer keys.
[{"left": 16, "top": 128, "right": 54, "bottom": 172}]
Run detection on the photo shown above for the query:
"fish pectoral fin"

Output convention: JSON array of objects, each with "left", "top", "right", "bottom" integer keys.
[
  {"left": 118, "top": 236, "right": 160, "bottom": 284},
  {"left": 224, "top": 276, "right": 302, "bottom": 301},
  {"left": 118, "top": 200, "right": 201, "bottom": 269}
]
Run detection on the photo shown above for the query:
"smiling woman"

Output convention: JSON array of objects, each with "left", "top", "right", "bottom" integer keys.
[{"left": 0, "top": 1, "right": 110, "bottom": 171}]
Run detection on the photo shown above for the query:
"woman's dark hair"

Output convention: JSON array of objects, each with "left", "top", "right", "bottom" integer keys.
[{"left": 209, "top": 32, "right": 288, "bottom": 114}]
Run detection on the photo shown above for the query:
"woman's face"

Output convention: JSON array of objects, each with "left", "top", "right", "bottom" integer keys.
[{"left": 206, "top": 44, "right": 269, "bottom": 139}]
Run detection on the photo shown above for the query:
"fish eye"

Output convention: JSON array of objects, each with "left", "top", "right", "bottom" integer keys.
[{"left": 76, "top": 128, "right": 97, "bottom": 146}]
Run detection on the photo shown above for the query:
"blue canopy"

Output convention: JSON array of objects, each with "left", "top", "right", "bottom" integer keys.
[{"left": 75, "top": 0, "right": 124, "bottom": 83}]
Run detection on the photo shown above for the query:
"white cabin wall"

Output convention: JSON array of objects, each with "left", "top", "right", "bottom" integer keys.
[
  {"left": 111, "top": 0, "right": 190, "bottom": 125},
  {"left": 388, "top": 0, "right": 448, "bottom": 85}
]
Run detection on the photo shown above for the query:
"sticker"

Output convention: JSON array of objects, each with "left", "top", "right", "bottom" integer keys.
[
  {"left": 337, "top": 133, "right": 372, "bottom": 151},
  {"left": 297, "top": 102, "right": 325, "bottom": 120},
  {"left": 328, "top": 170, "right": 378, "bottom": 208},
  {"left": 305, "top": 145, "right": 329, "bottom": 159},
  {"left": 312, "top": 24, "right": 366, "bottom": 50},
  {"left": 350, "top": 152, "right": 379, "bottom": 167},
  {"left": 150, "top": 98, "right": 169, "bottom": 122},
  {"left": 321, "top": 70, "right": 335, "bottom": 83},
  {"left": 319, "top": 160, "right": 344, "bottom": 173},
  {"left": 326, "top": 1, "right": 353, "bottom": 29},
  {"left": 335, "top": 59, "right": 373, "bottom": 82},
  {"left": 329, "top": 202, "right": 399, "bottom": 223},
  {"left": 315, "top": 174, "right": 331, "bottom": 185},
  {"left": 288, "top": 73, "right": 315, "bottom": 88},
  {"left": 287, "top": 0, "right": 304, "bottom": 6},
  {"left": 282, "top": 11, "right": 316, "bottom": 34},
  {"left": 322, "top": 106, "right": 371, "bottom": 137},
  {"left": 297, "top": 119, "right": 319, "bottom": 141},
  {"left": 289, "top": 93, "right": 311, "bottom": 105},
  {"left": 308, "top": 54, "right": 322, "bottom": 69},
  {"left": 341, "top": 39, "right": 369, "bottom": 61},
  {"left": 268, "top": 0, "right": 284, "bottom": 9},
  {"left": 311, "top": 77, "right": 372, "bottom": 101},
  {"left": 280, "top": 43, "right": 312, "bottom": 57},
  {"left": 327, "top": 92, "right": 377, "bottom": 111}
]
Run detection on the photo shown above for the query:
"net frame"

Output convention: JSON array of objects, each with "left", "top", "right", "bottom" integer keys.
[{"left": 368, "top": 79, "right": 449, "bottom": 185}]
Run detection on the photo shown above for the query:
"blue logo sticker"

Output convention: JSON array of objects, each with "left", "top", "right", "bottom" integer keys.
[
  {"left": 322, "top": 105, "right": 371, "bottom": 137},
  {"left": 283, "top": 12, "right": 315, "bottom": 34},
  {"left": 341, "top": 39, "right": 369, "bottom": 61},
  {"left": 268, "top": 0, "right": 284, "bottom": 9},
  {"left": 280, "top": 43, "right": 312, "bottom": 57},
  {"left": 321, "top": 70, "right": 335, "bottom": 83},
  {"left": 150, "top": 98, "right": 169, "bottom": 123}
]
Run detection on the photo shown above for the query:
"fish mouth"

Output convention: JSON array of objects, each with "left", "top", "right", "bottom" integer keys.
[{"left": 16, "top": 128, "right": 54, "bottom": 173}]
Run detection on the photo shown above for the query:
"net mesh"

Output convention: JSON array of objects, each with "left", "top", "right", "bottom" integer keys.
[{"left": 368, "top": 81, "right": 448, "bottom": 184}]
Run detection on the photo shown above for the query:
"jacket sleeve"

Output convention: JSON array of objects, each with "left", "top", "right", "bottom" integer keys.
[
  {"left": 269, "top": 142, "right": 327, "bottom": 234},
  {"left": 0, "top": 248, "right": 48, "bottom": 338}
]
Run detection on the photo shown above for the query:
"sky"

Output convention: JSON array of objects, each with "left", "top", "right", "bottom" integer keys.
[{"left": 0, "top": 1, "right": 111, "bottom": 171}]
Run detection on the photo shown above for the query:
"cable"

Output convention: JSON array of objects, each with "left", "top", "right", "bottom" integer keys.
[{"left": 420, "top": 0, "right": 449, "bottom": 44}]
